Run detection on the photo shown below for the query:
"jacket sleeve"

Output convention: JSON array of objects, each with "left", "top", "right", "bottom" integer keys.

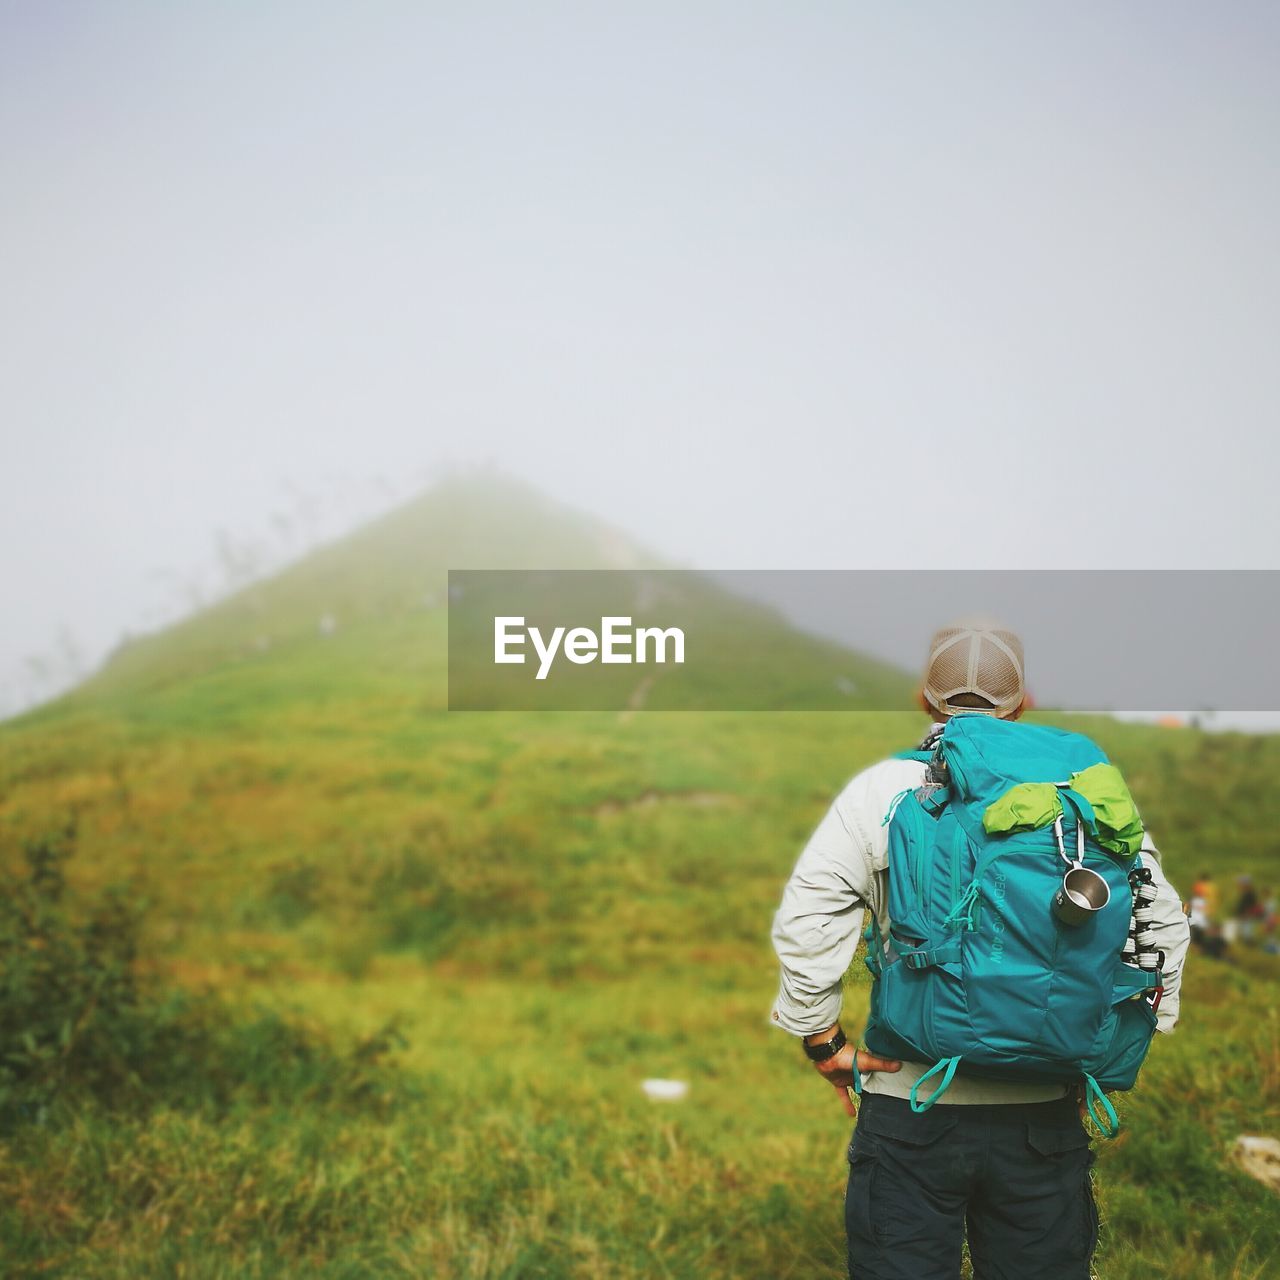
[
  {"left": 770, "top": 773, "right": 877, "bottom": 1036},
  {"left": 1141, "top": 836, "right": 1190, "bottom": 1033}
]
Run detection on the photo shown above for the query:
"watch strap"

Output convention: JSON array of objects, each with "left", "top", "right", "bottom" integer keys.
[{"left": 803, "top": 1026, "right": 847, "bottom": 1062}]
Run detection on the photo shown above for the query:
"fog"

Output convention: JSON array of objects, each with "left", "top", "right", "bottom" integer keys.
[{"left": 3, "top": 3, "right": 1279, "bottom": 715}]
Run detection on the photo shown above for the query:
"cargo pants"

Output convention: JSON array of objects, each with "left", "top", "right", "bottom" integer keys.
[{"left": 845, "top": 1092, "right": 1099, "bottom": 1280}]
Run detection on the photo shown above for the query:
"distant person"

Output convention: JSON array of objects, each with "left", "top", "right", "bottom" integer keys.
[
  {"left": 1261, "top": 886, "right": 1279, "bottom": 954},
  {"left": 1200, "top": 871, "right": 1221, "bottom": 925},
  {"left": 1189, "top": 872, "right": 1214, "bottom": 948},
  {"left": 771, "top": 620, "right": 1190, "bottom": 1280},
  {"left": 1190, "top": 871, "right": 1228, "bottom": 957},
  {"left": 1234, "top": 874, "right": 1264, "bottom": 943}
]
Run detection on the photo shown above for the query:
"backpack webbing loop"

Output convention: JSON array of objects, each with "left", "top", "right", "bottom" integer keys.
[
  {"left": 1082, "top": 1072, "right": 1120, "bottom": 1139},
  {"left": 909, "top": 1056, "right": 961, "bottom": 1112},
  {"left": 1058, "top": 787, "right": 1097, "bottom": 835},
  {"left": 881, "top": 788, "right": 914, "bottom": 827}
]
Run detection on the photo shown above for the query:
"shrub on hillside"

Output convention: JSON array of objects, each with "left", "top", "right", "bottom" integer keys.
[{"left": 0, "top": 823, "right": 408, "bottom": 1129}]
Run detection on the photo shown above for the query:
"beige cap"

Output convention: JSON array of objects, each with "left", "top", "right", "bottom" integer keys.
[{"left": 923, "top": 616, "right": 1025, "bottom": 718}]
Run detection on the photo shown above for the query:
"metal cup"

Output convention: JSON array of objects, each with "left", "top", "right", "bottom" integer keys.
[{"left": 1052, "top": 866, "right": 1112, "bottom": 926}]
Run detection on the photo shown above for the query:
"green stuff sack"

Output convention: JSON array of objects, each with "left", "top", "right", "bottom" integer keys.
[
  {"left": 983, "top": 781, "right": 1063, "bottom": 835},
  {"left": 1069, "top": 763, "right": 1144, "bottom": 859}
]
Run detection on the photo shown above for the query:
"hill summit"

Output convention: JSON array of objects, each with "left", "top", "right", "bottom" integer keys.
[{"left": 30, "top": 473, "right": 909, "bottom": 723}]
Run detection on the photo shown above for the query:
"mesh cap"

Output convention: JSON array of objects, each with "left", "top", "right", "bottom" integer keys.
[{"left": 923, "top": 616, "right": 1025, "bottom": 718}]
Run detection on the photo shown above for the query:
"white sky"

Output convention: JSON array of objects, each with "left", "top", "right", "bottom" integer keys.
[{"left": 3, "top": 2, "right": 1279, "bottom": 714}]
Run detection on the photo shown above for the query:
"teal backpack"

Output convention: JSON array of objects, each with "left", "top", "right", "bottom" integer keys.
[{"left": 860, "top": 715, "right": 1164, "bottom": 1137}]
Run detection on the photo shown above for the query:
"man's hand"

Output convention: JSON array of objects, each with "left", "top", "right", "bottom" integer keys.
[{"left": 813, "top": 1043, "right": 902, "bottom": 1117}]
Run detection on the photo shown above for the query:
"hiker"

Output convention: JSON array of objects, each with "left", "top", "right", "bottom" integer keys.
[
  {"left": 770, "top": 620, "right": 1190, "bottom": 1280},
  {"left": 1261, "top": 885, "right": 1280, "bottom": 955},
  {"left": 1188, "top": 871, "right": 1213, "bottom": 946},
  {"left": 1232, "top": 873, "right": 1266, "bottom": 944},
  {"left": 1189, "top": 871, "right": 1227, "bottom": 957}
]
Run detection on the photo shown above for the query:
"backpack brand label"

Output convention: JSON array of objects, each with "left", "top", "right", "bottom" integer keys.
[{"left": 990, "top": 870, "right": 1008, "bottom": 964}]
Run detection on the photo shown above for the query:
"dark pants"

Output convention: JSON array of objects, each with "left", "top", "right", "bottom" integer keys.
[{"left": 845, "top": 1092, "right": 1098, "bottom": 1280}]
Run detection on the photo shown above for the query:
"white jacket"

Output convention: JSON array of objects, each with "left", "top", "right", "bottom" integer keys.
[{"left": 771, "top": 739, "right": 1191, "bottom": 1105}]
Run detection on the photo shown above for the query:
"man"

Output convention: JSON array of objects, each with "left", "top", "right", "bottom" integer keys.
[
  {"left": 771, "top": 619, "right": 1190, "bottom": 1280},
  {"left": 1188, "top": 872, "right": 1211, "bottom": 946},
  {"left": 1235, "top": 874, "right": 1264, "bottom": 943}
]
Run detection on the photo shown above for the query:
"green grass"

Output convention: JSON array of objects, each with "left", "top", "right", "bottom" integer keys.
[
  {"left": 2, "top": 481, "right": 1279, "bottom": 1277},
  {"left": 4, "top": 702, "right": 1279, "bottom": 1278}
]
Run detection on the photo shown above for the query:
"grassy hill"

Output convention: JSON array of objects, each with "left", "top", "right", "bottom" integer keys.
[{"left": 1, "top": 478, "right": 1278, "bottom": 1279}]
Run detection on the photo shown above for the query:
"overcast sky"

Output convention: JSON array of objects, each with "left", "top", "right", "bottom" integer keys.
[{"left": 3, "top": 3, "right": 1279, "bottom": 714}]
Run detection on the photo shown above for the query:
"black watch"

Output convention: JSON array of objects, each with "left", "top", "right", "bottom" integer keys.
[{"left": 803, "top": 1026, "right": 847, "bottom": 1062}]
